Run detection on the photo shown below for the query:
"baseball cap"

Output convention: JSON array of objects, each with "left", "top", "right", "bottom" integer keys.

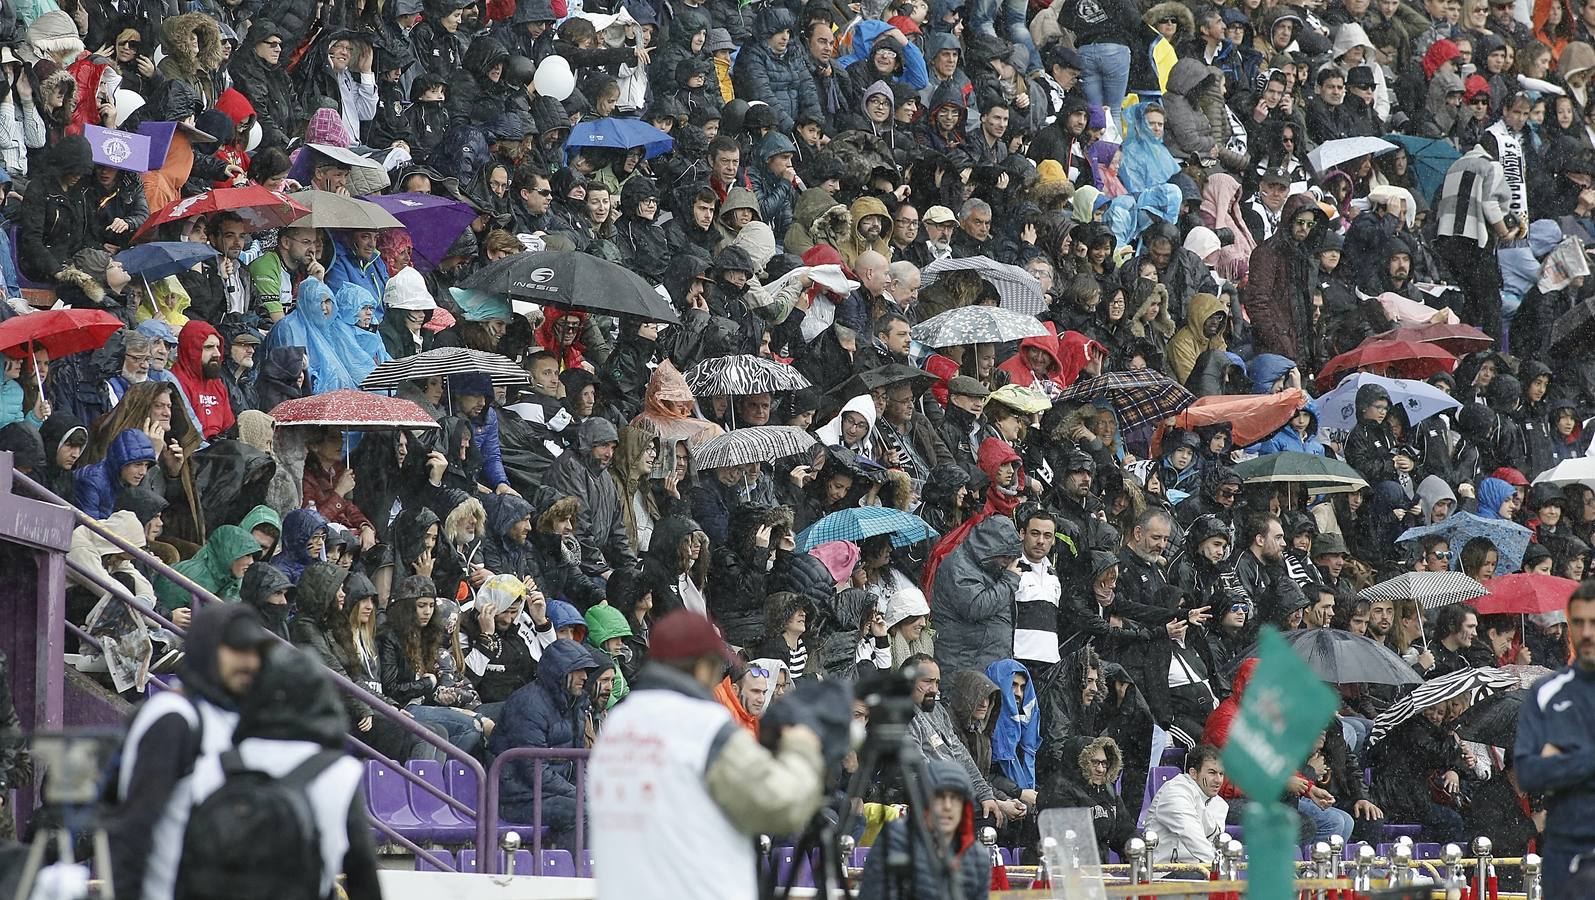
[
  {"left": 648, "top": 610, "right": 736, "bottom": 665},
  {"left": 1258, "top": 167, "right": 1290, "bottom": 187},
  {"left": 947, "top": 375, "right": 990, "bottom": 398},
  {"left": 924, "top": 205, "right": 957, "bottom": 225}
]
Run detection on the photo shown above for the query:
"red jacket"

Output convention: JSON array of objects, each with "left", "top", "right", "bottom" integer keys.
[{"left": 171, "top": 321, "right": 236, "bottom": 439}]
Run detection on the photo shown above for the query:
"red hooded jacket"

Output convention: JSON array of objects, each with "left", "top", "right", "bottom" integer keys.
[
  {"left": 1202, "top": 657, "right": 1258, "bottom": 802},
  {"left": 535, "top": 309, "right": 588, "bottom": 370},
  {"left": 1056, "top": 330, "right": 1107, "bottom": 388},
  {"left": 922, "top": 438, "right": 1023, "bottom": 594},
  {"left": 172, "top": 321, "right": 236, "bottom": 439},
  {"left": 996, "top": 323, "right": 1064, "bottom": 391}
]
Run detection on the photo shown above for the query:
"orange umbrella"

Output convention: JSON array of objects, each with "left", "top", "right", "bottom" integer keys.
[{"left": 1153, "top": 388, "right": 1307, "bottom": 455}]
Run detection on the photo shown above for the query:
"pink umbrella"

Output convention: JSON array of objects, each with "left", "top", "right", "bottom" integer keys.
[
  {"left": 268, "top": 390, "right": 439, "bottom": 429},
  {"left": 1474, "top": 573, "right": 1578, "bottom": 616}
]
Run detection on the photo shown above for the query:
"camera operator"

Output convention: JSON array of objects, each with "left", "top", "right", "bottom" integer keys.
[{"left": 589, "top": 611, "right": 826, "bottom": 899}]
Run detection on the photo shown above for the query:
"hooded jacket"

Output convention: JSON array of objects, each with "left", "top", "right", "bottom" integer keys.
[
  {"left": 288, "top": 564, "right": 375, "bottom": 727},
  {"left": 488, "top": 638, "right": 598, "bottom": 812},
  {"left": 731, "top": 8, "right": 822, "bottom": 132},
  {"left": 171, "top": 320, "right": 235, "bottom": 440},
  {"left": 75, "top": 428, "right": 157, "bottom": 520},
  {"left": 154, "top": 524, "right": 260, "bottom": 610},
  {"left": 988, "top": 658, "right": 1040, "bottom": 791},
  {"left": 931, "top": 516, "right": 1022, "bottom": 673},
  {"left": 546, "top": 417, "right": 634, "bottom": 576},
  {"left": 857, "top": 759, "right": 990, "bottom": 900},
  {"left": 1344, "top": 383, "right": 1399, "bottom": 484},
  {"left": 1248, "top": 398, "right": 1325, "bottom": 456},
  {"left": 481, "top": 492, "right": 535, "bottom": 579},
  {"left": 1165, "top": 292, "right": 1228, "bottom": 384},
  {"left": 38, "top": 411, "right": 87, "bottom": 504},
  {"left": 158, "top": 12, "right": 223, "bottom": 108},
  {"left": 228, "top": 20, "right": 298, "bottom": 149},
  {"left": 1044, "top": 735, "right": 1133, "bottom": 860},
  {"left": 240, "top": 560, "right": 293, "bottom": 638},
  {"left": 836, "top": 194, "right": 892, "bottom": 268},
  {"left": 1244, "top": 193, "right": 1322, "bottom": 358},
  {"left": 273, "top": 507, "right": 328, "bottom": 584},
  {"left": 584, "top": 604, "right": 632, "bottom": 707}
]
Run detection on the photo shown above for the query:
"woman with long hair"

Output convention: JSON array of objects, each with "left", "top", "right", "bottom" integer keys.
[
  {"left": 379, "top": 576, "right": 492, "bottom": 755},
  {"left": 84, "top": 381, "right": 204, "bottom": 544}
]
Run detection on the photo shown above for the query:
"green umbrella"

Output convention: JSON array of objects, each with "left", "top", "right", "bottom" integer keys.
[{"left": 1231, "top": 451, "right": 1368, "bottom": 494}]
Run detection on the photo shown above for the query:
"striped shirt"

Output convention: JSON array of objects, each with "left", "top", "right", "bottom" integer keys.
[{"left": 1435, "top": 148, "right": 1511, "bottom": 248}]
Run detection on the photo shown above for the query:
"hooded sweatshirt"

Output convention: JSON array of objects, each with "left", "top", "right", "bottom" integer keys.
[
  {"left": 988, "top": 658, "right": 1040, "bottom": 791},
  {"left": 75, "top": 428, "right": 157, "bottom": 520},
  {"left": 172, "top": 320, "right": 235, "bottom": 439},
  {"left": 584, "top": 604, "right": 632, "bottom": 707}
]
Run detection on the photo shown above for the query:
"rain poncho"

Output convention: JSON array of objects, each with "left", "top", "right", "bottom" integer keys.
[
  {"left": 987, "top": 658, "right": 1040, "bottom": 791},
  {"left": 1119, "top": 102, "right": 1180, "bottom": 193},
  {"left": 260, "top": 278, "right": 387, "bottom": 392}
]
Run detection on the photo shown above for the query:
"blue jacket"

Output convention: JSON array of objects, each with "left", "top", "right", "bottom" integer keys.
[
  {"left": 0, "top": 377, "right": 42, "bottom": 429},
  {"left": 1247, "top": 400, "right": 1325, "bottom": 457},
  {"left": 326, "top": 239, "right": 391, "bottom": 301},
  {"left": 987, "top": 658, "right": 1039, "bottom": 791},
  {"left": 489, "top": 639, "right": 598, "bottom": 807},
  {"left": 836, "top": 19, "right": 929, "bottom": 89},
  {"left": 470, "top": 407, "right": 510, "bottom": 490},
  {"left": 1515, "top": 666, "right": 1595, "bottom": 848},
  {"left": 273, "top": 507, "right": 329, "bottom": 583},
  {"left": 547, "top": 599, "right": 586, "bottom": 640},
  {"left": 1247, "top": 353, "right": 1298, "bottom": 395},
  {"left": 1476, "top": 476, "right": 1516, "bottom": 520},
  {"left": 731, "top": 7, "right": 822, "bottom": 132},
  {"left": 75, "top": 429, "right": 156, "bottom": 519}
]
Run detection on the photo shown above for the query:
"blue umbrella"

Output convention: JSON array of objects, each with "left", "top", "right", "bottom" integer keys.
[
  {"left": 1397, "top": 512, "right": 1533, "bottom": 573},
  {"left": 1316, "top": 373, "right": 1461, "bottom": 432},
  {"left": 1384, "top": 133, "right": 1460, "bottom": 206},
  {"left": 115, "top": 242, "right": 219, "bottom": 280},
  {"left": 565, "top": 117, "right": 674, "bottom": 159},
  {"left": 796, "top": 507, "right": 938, "bottom": 552}
]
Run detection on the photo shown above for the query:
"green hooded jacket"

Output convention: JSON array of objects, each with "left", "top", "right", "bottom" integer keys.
[
  {"left": 238, "top": 504, "right": 283, "bottom": 555},
  {"left": 584, "top": 604, "right": 632, "bottom": 708},
  {"left": 156, "top": 525, "right": 263, "bottom": 610}
]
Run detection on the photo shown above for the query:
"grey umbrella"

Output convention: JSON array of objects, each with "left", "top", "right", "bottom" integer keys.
[
  {"left": 911, "top": 305, "right": 1048, "bottom": 348},
  {"left": 1279, "top": 627, "right": 1423, "bottom": 688},
  {"left": 920, "top": 255, "right": 1047, "bottom": 317}
]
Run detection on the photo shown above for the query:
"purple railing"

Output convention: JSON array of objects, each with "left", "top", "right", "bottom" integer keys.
[
  {"left": 485, "top": 747, "right": 590, "bottom": 866},
  {"left": 7, "top": 469, "right": 499, "bottom": 872}
]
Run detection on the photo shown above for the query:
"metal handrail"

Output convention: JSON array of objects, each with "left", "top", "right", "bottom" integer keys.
[
  {"left": 484, "top": 747, "right": 591, "bottom": 875},
  {"left": 9, "top": 468, "right": 493, "bottom": 855}
]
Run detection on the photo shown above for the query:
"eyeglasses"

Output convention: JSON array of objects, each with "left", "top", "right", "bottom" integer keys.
[
  {"left": 1291, "top": 217, "right": 1317, "bottom": 228},
  {"left": 533, "top": 188, "right": 553, "bottom": 197},
  {"left": 118, "top": 39, "right": 141, "bottom": 48},
  {"left": 894, "top": 216, "right": 919, "bottom": 225},
  {"left": 1217, "top": 487, "right": 1240, "bottom": 499},
  {"left": 1469, "top": 96, "right": 1491, "bottom": 105},
  {"left": 1089, "top": 758, "right": 1110, "bottom": 768}
]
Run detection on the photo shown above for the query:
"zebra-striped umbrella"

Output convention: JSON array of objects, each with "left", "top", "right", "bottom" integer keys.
[
  {"left": 684, "top": 355, "right": 811, "bottom": 396},
  {"left": 1367, "top": 667, "right": 1521, "bottom": 748},
  {"left": 692, "top": 426, "right": 817, "bottom": 470},
  {"left": 360, "top": 347, "right": 531, "bottom": 390},
  {"left": 1358, "top": 571, "right": 1489, "bottom": 611}
]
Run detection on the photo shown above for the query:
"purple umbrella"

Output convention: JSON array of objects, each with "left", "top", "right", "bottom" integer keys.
[{"left": 367, "top": 193, "right": 479, "bottom": 272}]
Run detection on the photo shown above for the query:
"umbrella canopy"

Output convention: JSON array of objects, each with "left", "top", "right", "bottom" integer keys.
[
  {"left": 133, "top": 185, "right": 308, "bottom": 241},
  {"left": 1532, "top": 456, "right": 1595, "bottom": 487},
  {"left": 828, "top": 364, "right": 941, "bottom": 400},
  {"left": 1449, "top": 689, "right": 1523, "bottom": 747},
  {"left": 565, "top": 117, "right": 675, "bottom": 159},
  {"left": 796, "top": 506, "right": 938, "bottom": 552},
  {"left": 1396, "top": 511, "right": 1534, "bottom": 573},
  {"left": 115, "top": 242, "right": 219, "bottom": 280},
  {"left": 0, "top": 309, "right": 124, "bottom": 359},
  {"left": 692, "top": 426, "right": 816, "bottom": 470},
  {"left": 1307, "top": 135, "right": 1397, "bottom": 173},
  {"left": 1315, "top": 339, "right": 1457, "bottom": 390},
  {"left": 1552, "top": 297, "right": 1595, "bottom": 355},
  {"left": 1161, "top": 388, "right": 1309, "bottom": 451},
  {"left": 911, "top": 305, "right": 1048, "bottom": 347},
  {"left": 365, "top": 193, "right": 479, "bottom": 272},
  {"left": 1279, "top": 627, "right": 1423, "bottom": 686},
  {"left": 1359, "top": 571, "right": 1489, "bottom": 611},
  {"left": 1384, "top": 134, "right": 1461, "bottom": 203},
  {"left": 1368, "top": 667, "right": 1520, "bottom": 748},
  {"left": 1368, "top": 322, "right": 1493, "bottom": 356},
  {"left": 360, "top": 347, "right": 530, "bottom": 391},
  {"left": 288, "top": 190, "right": 405, "bottom": 230},
  {"left": 920, "top": 256, "right": 1047, "bottom": 317},
  {"left": 1055, "top": 370, "right": 1196, "bottom": 432},
  {"left": 457, "top": 251, "right": 680, "bottom": 323},
  {"left": 1316, "top": 373, "right": 1461, "bottom": 432},
  {"left": 684, "top": 355, "right": 812, "bottom": 396},
  {"left": 1475, "top": 573, "right": 1579, "bottom": 616},
  {"left": 268, "top": 390, "right": 439, "bottom": 429},
  {"left": 1231, "top": 451, "right": 1368, "bottom": 493}
]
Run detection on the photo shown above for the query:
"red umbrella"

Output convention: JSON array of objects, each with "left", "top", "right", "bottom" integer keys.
[
  {"left": 0, "top": 308, "right": 124, "bottom": 359},
  {"left": 268, "top": 390, "right": 440, "bottom": 429},
  {"left": 1315, "top": 339, "right": 1457, "bottom": 390},
  {"left": 1368, "top": 322, "right": 1494, "bottom": 356},
  {"left": 133, "top": 185, "right": 309, "bottom": 241},
  {"left": 1473, "top": 573, "right": 1578, "bottom": 616}
]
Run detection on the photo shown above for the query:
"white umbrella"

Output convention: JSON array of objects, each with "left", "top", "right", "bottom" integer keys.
[
  {"left": 1532, "top": 456, "right": 1595, "bottom": 486},
  {"left": 1316, "top": 372, "right": 1461, "bottom": 432},
  {"left": 1308, "top": 136, "right": 1398, "bottom": 174}
]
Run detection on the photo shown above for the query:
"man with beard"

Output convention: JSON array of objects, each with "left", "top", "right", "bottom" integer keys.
[
  {"left": 665, "top": 188, "right": 722, "bottom": 256},
  {"left": 105, "top": 332, "right": 157, "bottom": 409},
  {"left": 1118, "top": 509, "right": 1175, "bottom": 610},
  {"left": 546, "top": 417, "right": 634, "bottom": 579},
  {"left": 1312, "top": 533, "right": 1356, "bottom": 601},
  {"left": 220, "top": 327, "right": 260, "bottom": 416},
  {"left": 1232, "top": 512, "right": 1303, "bottom": 625},
  {"left": 1245, "top": 193, "right": 1323, "bottom": 357},
  {"left": 901, "top": 655, "right": 1010, "bottom": 821},
  {"left": 249, "top": 226, "right": 326, "bottom": 318},
  {"left": 183, "top": 213, "right": 256, "bottom": 321},
  {"left": 1052, "top": 451, "right": 1118, "bottom": 554},
  {"left": 1360, "top": 234, "right": 1420, "bottom": 300},
  {"left": 172, "top": 321, "right": 236, "bottom": 439},
  {"left": 921, "top": 205, "right": 958, "bottom": 262}
]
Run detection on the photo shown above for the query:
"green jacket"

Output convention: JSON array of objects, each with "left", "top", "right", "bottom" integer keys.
[
  {"left": 155, "top": 525, "right": 262, "bottom": 610},
  {"left": 584, "top": 604, "right": 632, "bottom": 708}
]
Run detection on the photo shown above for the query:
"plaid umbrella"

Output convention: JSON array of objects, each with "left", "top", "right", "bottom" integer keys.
[
  {"left": 920, "top": 255, "right": 1047, "bottom": 317},
  {"left": 1359, "top": 571, "right": 1489, "bottom": 611},
  {"left": 268, "top": 390, "right": 439, "bottom": 429},
  {"left": 1368, "top": 667, "right": 1520, "bottom": 748},
  {"left": 1475, "top": 573, "right": 1579, "bottom": 616},
  {"left": 1397, "top": 512, "right": 1534, "bottom": 573},
  {"left": 1279, "top": 627, "right": 1423, "bottom": 686},
  {"left": 796, "top": 506, "right": 938, "bottom": 552},
  {"left": 692, "top": 426, "right": 816, "bottom": 470},
  {"left": 911, "top": 306, "right": 1048, "bottom": 347},
  {"left": 1055, "top": 370, "right": 1195, "bottom": 432},
  {"left": 684, "top": 355, "right": 811, "bottom": 396},
  {"left": 360, "top": 347, "right": 530, "bottom": 391},
  {"left": 1231, "top": 451, "right": 1368, "bottom": 493}
]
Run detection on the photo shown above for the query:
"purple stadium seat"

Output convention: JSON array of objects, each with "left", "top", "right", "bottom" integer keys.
[
  {"left": 406, "top": 760, "right": 476, "bottom": 842},
  {"left": 414, "top": 849, "right": 456, "bottom": 872},
  {"left": 769, "top": 846, "right": 815, "bottom": 887},
  {"left": 365, "top": 760, "right": 439, "bottom": 842},
  {"left": 458, "top": 850, "right": 479, "bottom": 872},
  {"left": 443, "top": 759, "right": 543, "bottom": 837},
  {"left": 1138, "top": 766, "right": 1182, "bottom": 827},
  {"left": 1224, "top": 824, "right": 1244, "bottom": 842},
  {"left": 1415, "top": 843, "right": 1440, "bottom": 859},
  {"left": 851, "top": 848, "right": 870, "bottom": 868},
  {"left": 1345, "top": 841, "right": 1371, "bottom": 860},
  {"left": 501, "top": 850, "right": 534, "bottom": 874},
  {"left": 581, "top": 850, "right": 594, "bottom": 877},
  {"left": 1383, "top": 824, "right": 1422, "bottom": 842},
  {"left": 538, "top": 850, "right": 577, "bottom": 877}
]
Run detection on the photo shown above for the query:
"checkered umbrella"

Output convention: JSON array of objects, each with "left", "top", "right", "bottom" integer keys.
[
  {"left": 1055, "top": 370, "right": 1196, "bottom": 431},
  {"left": 360, "top": 347, "right": 530, "bottom": 390},
  {"left": 684, "top": 355, "right": 811, "bottom": 396},
  {"left": 1368, "top": 667, "right": 1521, "bottom": 749},
  {"left": 692, "top": 426, "right": 816, "bottom": 470},
  {"left": 1358, "top": 571, "right": 1489, "bottom": 611},
  {"left": 796, "top": 506, "right": 938, "bottom": 552}
]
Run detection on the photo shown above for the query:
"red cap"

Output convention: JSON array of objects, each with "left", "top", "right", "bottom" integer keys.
[
  {"left": 648, "top": 610, "right": 736, "bottom": 664},
  {"left": 1490, "top": 466, "right": 1528, "bottom": 486}
]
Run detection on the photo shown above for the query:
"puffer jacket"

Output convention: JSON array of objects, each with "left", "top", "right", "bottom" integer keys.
[
  {"left": 546, "top": 417, "right": 635, "bottom": 576},
  {"left": 749, "top": 131, "right": 799, "bottom": 240},
  {"left": 1161, "top": 58, "right": 1219, "bottom": 161},
  {"left": 732, "top": 7, "right": 822, "bottom": 132},
  {"left": 1044, "top": 735, "right": 1134, "bottom": 860},
  {"left": 488, "top": 639, "right": 596, "bottom": 812},
  {"left": 75, "top": 428, "right": 157, "bottom": 519},
  {"left": 930, "top": 516, "right": 1021, "bottom": 674}
]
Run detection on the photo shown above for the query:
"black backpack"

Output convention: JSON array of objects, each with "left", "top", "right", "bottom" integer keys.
[{"left": 174, "top": 748, "right": 342, "bottom": 900}]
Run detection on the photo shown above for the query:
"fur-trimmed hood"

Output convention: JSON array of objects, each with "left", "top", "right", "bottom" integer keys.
[
  {"left": 161, "top": 12, "right": 224, "bottom": 74},
  {"left": 55, "top": 265, "right": 106, "bottom": 304},
  {"left": 1144, "top": 1, "right": 1194, "bottom": 38}
]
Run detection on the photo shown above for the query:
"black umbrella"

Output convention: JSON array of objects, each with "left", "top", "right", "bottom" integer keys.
[
  {"left": 1279, "top": 627, "right": 1424, "bottom": 686},
  {"left": 823, "top": 364, "right": 940, "bottom": 420},
  {"left": 1550, "top": 297, "right": 1595, "bottom": 356},
  {"left": 1450, "top": 689, "right": 1524, "bottom": 747},
  {"left": 457, "top": 250, "right": 681, "bottom": 323}
]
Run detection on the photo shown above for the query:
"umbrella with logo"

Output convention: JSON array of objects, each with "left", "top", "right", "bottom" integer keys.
[
  {"left": 1315, "top": 339, "right": 1458, "bottom": 390},
  {"left": 366, "top": 193, "right": 479, "bottom": 271},
  {"left": 288, "top": 190, "right": 405, "bottom": 230},
  {"left": 457, "top": 250, "right": 680, "bottom": 323},
  {"left": 133, "top": 185, "right": 309, "bottom": 241},
  {"left": 1316, "top": 372, "right": 1462, "bottom": 432},
  {"left": 920, "top": 255, "right": 1048, "bottom": 317},
  {"left": 911, "top": 305, "right": 1048, "bottom": 347},
  {"left": 565, "top": 117, "right": 675, "bottom": 159},
  {"left": 1368, "top": 667, "right": 1520, "bottom": 748},
  {"left": 268, "top": 390, "right": 440, "bottom": 429},
  {"left": 1307, "top": 135, "right": 1397, "bottom": 174},
  {"left": 684, "top": 355, "right": 812, "bottom": 396},
  {"left": 1278, "top": 627, "right": 1423, "bottom": 687},
  {"left": 1359, "top": 571, "right": 1489, "bottom": 611},
  {"left": 1474, "top": 573, "right": 1579, "bottom": 616},
  {"left": 1397, "top": 511, "right": 1534, "bottom": 573},
  {"left": 115, "top": 242, "right": 219, "bottom": 280},
  {"left": 1231, "top": 451, "right": 1368, "bottom": 493},
  {"left": 360, "top": 347, "right": 530, "bottom": 391},
  {"left": 692, "top": 426, "right": 817, "bottom": 470},
  {"left": 1055, "top": 370, "right": 1196, "bottom": 432},
  {"left": 796, "top": 506, "right": 938, "bottom": 552}
]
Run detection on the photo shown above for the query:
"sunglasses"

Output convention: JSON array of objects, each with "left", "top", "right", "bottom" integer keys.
[
  {"left": 262, "top": 39, "right": 284, "bottom": 47},
  {"left": 118, "top": 39, "right": 141, "bottom": 48},
  {"left": 1292, "top": 217, "right": 1317, "bottom": 228},
  {"left": 746, "top": 666, "right": 772, "bottom": 679},
  {"left": 1229, "top": 602, "right": 1251, "bottom": 613},
  {"left": 1430, "top": 550, "right": 1453, "bottom": 561}
]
